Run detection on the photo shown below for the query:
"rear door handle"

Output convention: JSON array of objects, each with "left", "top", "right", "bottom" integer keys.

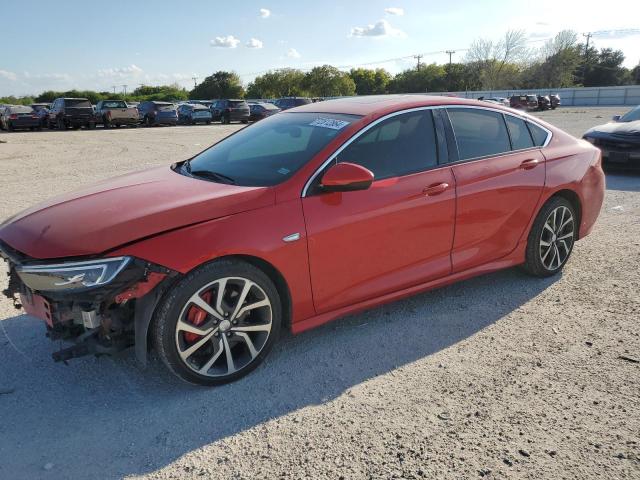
[
  {"left": 423, "top": 182, "right": 449, "bottom": 196},
  {"left": 519, "top": 158, "right": 540, "bottom": 170}
]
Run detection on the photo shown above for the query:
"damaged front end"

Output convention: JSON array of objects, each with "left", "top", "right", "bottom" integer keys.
[{"left": 1, "top": 241, "right": 178, "bottom": 365}]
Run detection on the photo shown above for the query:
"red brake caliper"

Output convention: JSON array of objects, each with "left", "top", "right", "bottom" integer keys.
[{"left": 184, "top": 290, "right": 213, "bottom": 343}]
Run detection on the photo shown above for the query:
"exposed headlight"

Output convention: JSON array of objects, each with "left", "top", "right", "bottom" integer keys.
[
  {"left": 584, "top": 136, "right": 596, "bottom": 144},
  {"left": 16, "top": 257, "right": 131, "bottom": 292}
]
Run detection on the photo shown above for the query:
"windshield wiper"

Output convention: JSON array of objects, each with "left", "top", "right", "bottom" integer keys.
[{"left": 190, "top": 170, "right": 236, "bottom": 185}]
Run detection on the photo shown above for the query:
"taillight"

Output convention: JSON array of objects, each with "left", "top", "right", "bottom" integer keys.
[
  {"left": 106, "top": 111, "right": 112, "bottom": 118},
  {"left": 31, "top": 115, "right": 38, "bottom": 119},
  {"left": 9, "top": 114, "right": 17, "bottom": 120}
]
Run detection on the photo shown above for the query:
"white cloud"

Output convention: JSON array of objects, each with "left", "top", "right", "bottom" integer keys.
[
  {"left": 350, "top": 19, "right": 406, "bottom": 38},
  {"left": 210, "top": 35, "right": 241, "bottom": 48},
  {"left": 97, "top": 65, "right": 143, "bottom": 77},
  {"left": 259, "top": 8, "right": 271, "bottom": 18},
  {"left": 0, "top": 69, "right": 17, "bottom": 81},
  {"left": 246, "top": 38, "right": 264, "bottom": 49},
  {"left": 385, "top": 7, "right": 404, "bottom": 16},
  {"left": 286, "top": 48, "right": 301, "bottom": 58}
]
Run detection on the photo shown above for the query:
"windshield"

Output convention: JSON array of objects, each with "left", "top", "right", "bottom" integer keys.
[
  {"left": 229, "top": 101, "right": 247, "bottom": 108},
  {"left": 182, "top": 112, "right": 360, "bottom": 186},
  {"left": 10, "top": 106, "right": 34, "bottom": 114},
  {"left": 66, "top": 99, "right": 91, "bottom": 108},
  {"left": 102, "top": 101, "right": 127, "bottom": 108},
  {"left": 620, "top": 106, "right": 640, "bottom": 122}
]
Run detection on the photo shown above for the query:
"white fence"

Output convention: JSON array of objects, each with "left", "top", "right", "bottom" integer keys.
[{"left": 429, "top": 85, "right": 640, "bottom": 106}]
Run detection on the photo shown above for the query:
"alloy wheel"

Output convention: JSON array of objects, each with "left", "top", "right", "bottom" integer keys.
[
  {"left": 174, "top": 277, "right": 273, "bottom": 377},
  {"left": 539, "top": 205, "right": 574, "bottom": 271}
]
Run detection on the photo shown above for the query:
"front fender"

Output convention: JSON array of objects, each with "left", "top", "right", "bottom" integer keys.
[{"left": 110, "top": 198, "right": 316, "bottom": 325}]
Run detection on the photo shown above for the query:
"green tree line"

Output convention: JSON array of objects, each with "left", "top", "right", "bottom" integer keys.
[{"left": 2, "top": 30, "right": 639, "bottom": 106}]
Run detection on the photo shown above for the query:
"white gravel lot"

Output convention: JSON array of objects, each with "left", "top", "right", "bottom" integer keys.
[{"left": 0, "top": 108, "right": 638, "bottom": 480}]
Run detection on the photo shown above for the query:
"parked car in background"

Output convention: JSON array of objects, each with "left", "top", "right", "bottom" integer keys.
[
  {"left": 177, "top": 104, "right": 213, "bottom": 125},
  {"left": 0, "top": 96, "right": 605, "bottom": 385},
  {"left": 0, "top": 105, "right": 41, "bottom": 131},
  {"left": 30, "top": 103, "right": 50, "bottom": 128},
  {"left": 583, "top": 105, "right": 640, "bottom": 168},
  {"left": 138, "top": 101, "right": 178, "bottom": 126},
  {"left": 210, "top": 99, "right": 250, "bottom": 124},
  {"left": 480, "top": 97, "right": 509, "bottom": 106},
  {"left": 95, "top": 100, "right": 139, "bottom": 128},
  {"left": 509, "top": 95, "right": 539, "bottom": 111},
  {"left": 48, "top": 98, "right": 95, "bottom": 130},
  {"left": 187, "top": 100, "right": 214, "bottom": 109},
  {"left": 248, "top": 102, "right": 280, "bottom": 121},
  {"left": 274, "top": 97, "right": 312, "bottom": 110},
  {"left": 549, "top": 94, "right": 560, "bottom": 109}
]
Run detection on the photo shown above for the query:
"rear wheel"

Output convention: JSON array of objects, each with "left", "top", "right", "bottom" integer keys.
[
  {"left": 57, "top": 117, "right": 65, "bottom": 130},
  {"left": 523, "top": 197, "right": 576, "bottom": 277},
  {"left": 153, "top": 260, "right": 281, "bottom": 386}
]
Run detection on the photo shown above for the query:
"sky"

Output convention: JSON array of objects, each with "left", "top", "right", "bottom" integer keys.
[{"left": 1, "top": 0, "right": 639, "bottom": 97}]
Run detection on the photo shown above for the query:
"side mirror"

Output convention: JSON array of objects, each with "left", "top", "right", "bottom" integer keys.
[
  {"left": 320, "top": 162, "right": 374, "bottom": 193},
  {"left": 612, "top": 115, "right": 621, "bottom": 122}
]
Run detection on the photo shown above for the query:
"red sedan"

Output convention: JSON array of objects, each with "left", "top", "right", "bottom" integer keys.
[{"left": 0, "top": 96, "right": 605, "bottom": 385}]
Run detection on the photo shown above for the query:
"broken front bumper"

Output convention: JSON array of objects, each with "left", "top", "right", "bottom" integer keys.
[{"left": 1, "top": 241, "right": 177, "bottom": 363}]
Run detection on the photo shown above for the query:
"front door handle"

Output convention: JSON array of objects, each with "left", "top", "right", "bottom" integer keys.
[
  {"left": 423, "top": 182, "right": 449, "bottom": 196},
  {"left": 519, "top": 158, "right": 540, "bottom": 170}
]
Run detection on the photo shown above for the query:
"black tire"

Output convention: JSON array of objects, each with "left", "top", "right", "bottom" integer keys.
[
  {"left": 145, "top": 116, "right": 152, "bottom": 127},
  {"left": 523, "top": 196, "right": 577, "bottom": 277},
  {"left": 103, "top": 117, "right": 111, "bottom": 128},
  {"left": 206, "top": 120, "right": 211, "bottom": 125},
  {"left": 7, "top": 122, "right": 14, "bottom": 131},
  {"left": 88, "top": 122, "right": 95, "bottom": 130},
  {"left": 153, "top": 259, "right": 282, "bottom": 386},
  {"left": 241, "top": 119, "right": 249, "bottom": 124}
]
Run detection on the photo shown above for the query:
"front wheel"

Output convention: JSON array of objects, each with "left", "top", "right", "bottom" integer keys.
[
  {"left": 523, "top": 197, "right": 576, "bottom": 277},
  {"left": 153, "top": 260, "right": 281, "bottom": 386}
]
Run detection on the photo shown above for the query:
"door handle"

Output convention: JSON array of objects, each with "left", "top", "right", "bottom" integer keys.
[
  {"left": 519, "top": 158, "right": 540, "bottom": 170},
  {"left": 423, "top": 182, "right": 449, "bottom": 196}
]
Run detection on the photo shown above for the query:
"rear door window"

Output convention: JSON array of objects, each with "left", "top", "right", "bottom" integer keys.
[
  {"left": 447, "top": 108, "right": 511, "bottom": 160},
  {"left": 337, "top": 110, "right": 438, "bottom": 179},
  {"left": 505, "top": 115, "right": 534, "bottom": 150}
]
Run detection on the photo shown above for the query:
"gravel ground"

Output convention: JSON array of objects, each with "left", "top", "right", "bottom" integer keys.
[{"left": 0, "top": 107, "right": 638, "bottom": 480}]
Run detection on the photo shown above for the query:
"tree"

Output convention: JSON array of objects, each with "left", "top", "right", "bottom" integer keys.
[
  {"left": 583, "top": 48, "right": 629, "bottom": 86},
  {"left": 632, "top": 64, "right": 640, "bottom": 85},
  {"left": 246, "top": 69, "right": 307, "bottom": 98},
  {"left": 388, "top": 64, "right": 447, "bottom": 93},
  {"left": 348, "top": 68, "right": 391, "bottom": 95},
  {"left": 190, "top": 71, "right": 244, "bottom": 99},
  {"left": 444, "top": 63, "right": 482, "bottom": 91},
  {"left": 302, "top": 65, "right": 356, "bottom": 97},
  {"left": 466, "top": 30, "right": 529, "bottom": 89}
]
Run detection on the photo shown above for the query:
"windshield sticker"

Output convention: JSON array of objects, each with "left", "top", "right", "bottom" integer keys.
[
  {"left": 309, "top": 117, "right": 351, "bottom": 130},
  {"left": 277, "top": 167, "right": 290, "bottom": 175}
]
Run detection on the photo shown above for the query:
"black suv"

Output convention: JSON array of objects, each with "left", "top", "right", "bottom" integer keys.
[
  {"left": 274, "top": 97, "right": 312, "bottom": 111},
  {"left": 48, "top": 98, "right": 95, "bottom": 129},
  {"left": 210, "top": 99, "right": 250, "bottom": 124}
]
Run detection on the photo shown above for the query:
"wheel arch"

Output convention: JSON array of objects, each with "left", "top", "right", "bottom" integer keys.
[
  {"left": 141, "top": 254, "right": 293, "bottom": 364},
  {"left": 549, "top": 189, "right": 582, "bottom": 238}
]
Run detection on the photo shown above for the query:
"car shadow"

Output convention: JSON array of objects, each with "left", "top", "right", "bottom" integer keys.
[
  {"left": 0, "top": 267, "right": 558, "bottom": 480},
  {"left": 604, "top": 169, "right": 640, "bottom": 192}
]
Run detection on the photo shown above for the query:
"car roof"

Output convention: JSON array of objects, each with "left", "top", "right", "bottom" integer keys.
[{"left": 288, "top": 95, "right": 507, "bottom": 117}]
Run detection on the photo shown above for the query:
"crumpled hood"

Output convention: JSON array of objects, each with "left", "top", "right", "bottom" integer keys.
[
  {"left": 585, "top": 120, "right": 640, "bottom": 136},
  {"left": 0, "top": 166, "right": 274, "bottom": 259}
]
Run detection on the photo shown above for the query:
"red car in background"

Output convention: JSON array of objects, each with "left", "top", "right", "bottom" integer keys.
[{"left": 0, "top": 96, "right": 605, "bottom": 386}]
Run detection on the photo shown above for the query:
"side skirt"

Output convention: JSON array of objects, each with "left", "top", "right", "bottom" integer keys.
[{"left": 291, "top": 241, "right": 527, "bottom": 335}]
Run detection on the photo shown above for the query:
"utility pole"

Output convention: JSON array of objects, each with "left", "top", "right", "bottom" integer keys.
[
  {"left": 445, "top": 50, "right": 456, "bottom": 66},
  {"left": 413, "top": 54, "right": 423, "bottom": 70},
  {"left": 122, "top": 84, "right": 127, "bottom": 96},
  {"left": 112, "top": 85, "right": 117, "bottom": 94},
  {"left": 192, "top": 76, "right": 198, "bottom": 88},
  {"left": 582, "top": 32, "right": 592, "bottom": 85}
]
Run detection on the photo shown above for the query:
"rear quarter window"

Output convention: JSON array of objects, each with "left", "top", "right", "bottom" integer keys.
[
  {"left": 505, "top": 115, "right": 534, "bottom": 150},
  {"left": 527, "top": 122, "right": 549, "bottom": 147}
]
